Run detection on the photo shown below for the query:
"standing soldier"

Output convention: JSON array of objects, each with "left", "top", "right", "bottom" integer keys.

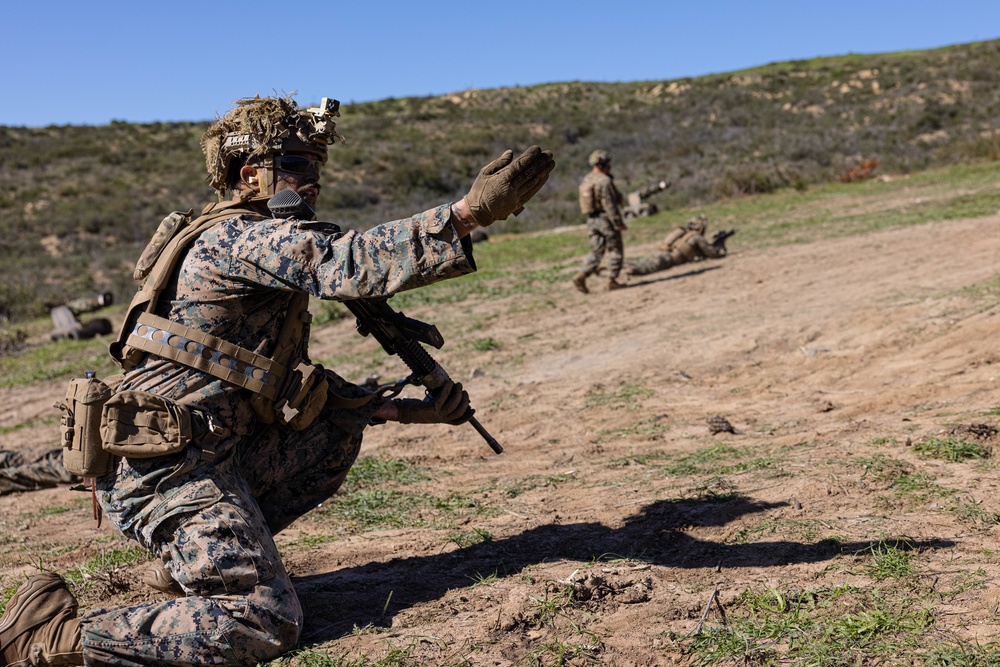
[
  {"left": 0, "top": 95, "right": 554, "bottom": 667},
  {"left": 572, "top": 149, "right": 627, "bottom": 293}
]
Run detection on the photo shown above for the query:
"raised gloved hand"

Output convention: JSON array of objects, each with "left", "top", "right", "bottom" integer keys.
[
  {"left": 394, "top": 380, "right": 474, "bottom": 425},
  {"left": 462, "top": 145, "right": 555, "bottom": 226}
]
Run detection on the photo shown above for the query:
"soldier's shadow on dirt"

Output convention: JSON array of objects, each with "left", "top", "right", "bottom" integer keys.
[
  {"left": 292, "top": 496, "right": 953, "bottom": 641},
  {"left": 627, "top": 264, "right": 722, "bottom": 288}
]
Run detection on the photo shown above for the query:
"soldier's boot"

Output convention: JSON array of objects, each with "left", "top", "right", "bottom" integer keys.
[
  {"left": 607, "top": 278, "right": 625, "bottom": 291},
  {"left": 141, "top": 561, "right": 184, "bottom": 597},
  {"left": 0, "top": 572, "right": 83, "bottom": 666},
  {"left": 572, "top": 272, "right": 589, "bottom": 294}
]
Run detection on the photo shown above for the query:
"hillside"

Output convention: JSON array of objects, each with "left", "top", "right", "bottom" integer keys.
[
  {"left": 3, "top": 161, "right": 1000, "bottom": 664},
  {"left": 3, "top": 38, "right": 1000, "bottom": 321}
]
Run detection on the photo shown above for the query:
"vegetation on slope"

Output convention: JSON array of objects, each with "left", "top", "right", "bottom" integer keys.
[{"left": 2, "top": 39, "right": 1000, "bottom": 320}]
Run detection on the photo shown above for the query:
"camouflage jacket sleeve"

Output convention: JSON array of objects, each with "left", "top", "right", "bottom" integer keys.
[
  {"left": 689, "top": 234, "right": 725, "bottom": 259},
  {"left": 597, "top": 177, "right": 624, "bottom": 229},
  {"left": 227, "top": 203, "right": 476, "bottom": 299}
]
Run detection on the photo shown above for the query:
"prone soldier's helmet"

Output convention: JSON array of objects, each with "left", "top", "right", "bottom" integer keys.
[
  {"left": 687, "top": 213, "right": 708, "bottom": 234},
  {"left": 588, "top": 149, "right": 611, "bottom": 168},
  {"left": 201, "top": 95, "right": 344, "bottom": 199}
]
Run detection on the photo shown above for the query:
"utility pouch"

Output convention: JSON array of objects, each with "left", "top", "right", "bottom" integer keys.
[
  {"left": 250, "top": 361, "right": 329, "bottom": 430},
  {"left": 55, "top": 374, "right": 122, "bottom": 477},
  {"left": 102, "top": 390, "right": 196, "bottom": 458}
]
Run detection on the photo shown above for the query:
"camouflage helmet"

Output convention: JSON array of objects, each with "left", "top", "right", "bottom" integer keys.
[
  {"left": 201, "top": 95, "right": 344, "bottom": 196},
  {"left": 687, "top": 213, "right": 708, "bottom": 233},
  {"left": 588, "top": 149, "right": 611, "bottom": 168}
]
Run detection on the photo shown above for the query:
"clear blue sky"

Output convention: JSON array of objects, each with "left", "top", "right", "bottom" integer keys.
[{"left": 3, "top": 0, "right": 998, "bottom": 127}]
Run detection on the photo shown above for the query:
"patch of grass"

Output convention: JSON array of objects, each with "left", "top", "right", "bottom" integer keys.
[
  {"left": 863, "top": 540, "right": 917, "bottom": 580},
  {"left": 584, "top": 382, "right": 653, "bottom": 411},
  {"left": 263, "top": 645, "right": 418, "bottom": 667},
  {"left": 344, "top": 456, "right": 430, "bottom": 489},
  {"left": 469, "top": 337, "right": 500, "bottom": 352},
  {"left": 913, "top": 436, "right": 990, "bottom": 462},
  {"left": 502, "top": 473, "right": 578, "bottom": 498},
  {"left": 661, "top": 445, "right": 778, "bottom": 477},
  {"left": 949, "top": 500, "right": 1000, "bottom": 527},
  {"left": 0, "top": 414, "right": 58, "bottom": 434},
  {"left": 891, "top": 472, "right": 951, "bottom": 499},
  {"left": 728, "top": 518, "right": 834, "bottom": 544},
  {"left": 37, "top": 499, "right": 91, "bottom": 516},
  {"left": 0, "top": 337, "right": 119, "bottom": 389},
  {"left": 312, "top": 462, "right": 493, "bottom": 534},
  {"left": 608, "top": 450, "right": 672, "bottom": 467},
  {"left": 519, "top": 634, "right": 604, "bottom": 666},
  {"left": 317, "top": 489, "right": 429, "bottom": 532},
  {"left": 448, "top": 528, "right": 492, "bottom": 549},
  {"left": 687, "top": 584, "right": 935, "bottom": 666},
  {"left": 63, "top": 545, "right": 153, "bottom": 586},
  {"left": 598, "top": 416, "right": 669, "bottom": 440},
  {"left": 469, "top": 571, "right": 499, "bottom": 587}
]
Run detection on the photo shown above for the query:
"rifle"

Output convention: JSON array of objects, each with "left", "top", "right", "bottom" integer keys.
[
  {"left": 711, "top": 228, "right": 736, "bottom": 250},
  {"left": 267, "top": 191, "right": 503, "bottom": 455}
]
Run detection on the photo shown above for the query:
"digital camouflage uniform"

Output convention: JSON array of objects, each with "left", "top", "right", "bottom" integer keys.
[
  {"left": 81, "top": 203, "right": 476, "bottom": 665},
  {"left": 578, "top": 170, "right": 626, "bottom": 280},
  {"left": 0, "top": 448, "right": 77, "bottom": 495},
  {"left": 627, "top": 226, "right": 725, "bottom": 276}
]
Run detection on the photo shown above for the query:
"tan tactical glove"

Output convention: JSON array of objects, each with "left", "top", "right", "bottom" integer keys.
[
  {"left": 462, "top": 145, "right": 555, "bottom": 226},
  {"left": 394, "top": 380, "right": 474, "bottom": 425}
]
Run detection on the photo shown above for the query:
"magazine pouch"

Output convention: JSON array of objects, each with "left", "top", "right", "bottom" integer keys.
[{"left": 102, "top": 390, "right": 195, "bottom": 458}]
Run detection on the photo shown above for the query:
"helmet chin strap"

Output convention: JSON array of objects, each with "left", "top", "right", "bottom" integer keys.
[{"left": 238, "top": 156, "right": 279, "bottom": 203}]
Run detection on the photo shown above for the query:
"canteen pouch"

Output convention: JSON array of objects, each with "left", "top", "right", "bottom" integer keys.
[
  {"left": 102, "top": 390, "right": 195, "bottom": 458},
  {"left": 56, "top": 375, "right": 122, "bottom": 477}
]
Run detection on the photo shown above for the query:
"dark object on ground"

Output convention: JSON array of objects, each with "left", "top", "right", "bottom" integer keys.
[
  {"left": 707, "top": 416, "right": 736, "bottom": 434},
  {"left": 622, "top": 179, "right": 670, "bottom": 220},
  {"left": 947, "top": 423, "right": 998, "bottom": 440},
  {"left": 50, "top": 306, "right": 113, "bottom": 341}
]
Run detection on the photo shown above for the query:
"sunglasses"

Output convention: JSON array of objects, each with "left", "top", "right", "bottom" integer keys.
[{"left": 273, "top": 154, "right": 322, "bottom": 175}]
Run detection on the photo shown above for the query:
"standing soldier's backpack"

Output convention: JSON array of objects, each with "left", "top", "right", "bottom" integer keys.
[{"left": 578, "top": 179, "right": 596, "bottom": 216}]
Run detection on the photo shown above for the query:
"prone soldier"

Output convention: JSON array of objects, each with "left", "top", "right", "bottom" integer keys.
[{"left": 625, "top": 214, "right": 733, "bottom": 278}]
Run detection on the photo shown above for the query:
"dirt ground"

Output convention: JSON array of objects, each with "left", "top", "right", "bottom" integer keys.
[{"left": 2, "top": 210, "right": 1000, "bottom": 665}]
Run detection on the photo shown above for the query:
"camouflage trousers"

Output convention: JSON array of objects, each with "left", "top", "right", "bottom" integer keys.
[
  {"left": 84, "top": 382, "right": 380, "bottom": 666},
  {"left": 580, "top": 216, "right": 624, "bottom": 279},
  {"left": 0, "top": 448, "right": 77, "bottom": 495},
  {"left": 627, "top": 251, "right": 678, "bottom": 277}
]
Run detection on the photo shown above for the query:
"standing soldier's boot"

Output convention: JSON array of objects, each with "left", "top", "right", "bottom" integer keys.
[
  {"left": 607, "top": 277, "right": 624, "bottom": 291},
  {"left": 0, "top": 572, "right": 83, "bottom": 666},
  {"left": 572, "top": 272, "right": 589, "bottom": 294}
]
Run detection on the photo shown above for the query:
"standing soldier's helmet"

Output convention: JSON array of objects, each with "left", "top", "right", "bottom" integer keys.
[
  {"left": 200, "top": 95, "right": 344, "bottom": 200},
  {"left": 588, "top": 149, "right": 611, "bottom": 168}
]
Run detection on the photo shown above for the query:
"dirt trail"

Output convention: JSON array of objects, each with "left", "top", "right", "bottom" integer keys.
[{"left": 2, "top": 212, "right": 1000, "bottom": 664}]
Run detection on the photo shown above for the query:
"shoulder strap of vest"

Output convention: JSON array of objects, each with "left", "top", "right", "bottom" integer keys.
[{"left": 109, "top": 201, "right": 259, "bottom": 370}]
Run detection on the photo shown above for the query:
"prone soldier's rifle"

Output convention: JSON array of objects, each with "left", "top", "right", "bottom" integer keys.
[
  {"left": 711, "top": 228, "right": 736, "bottom": 250},
  {"left": 267, "top": 191, "right": 503, "bottom": 455}
]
